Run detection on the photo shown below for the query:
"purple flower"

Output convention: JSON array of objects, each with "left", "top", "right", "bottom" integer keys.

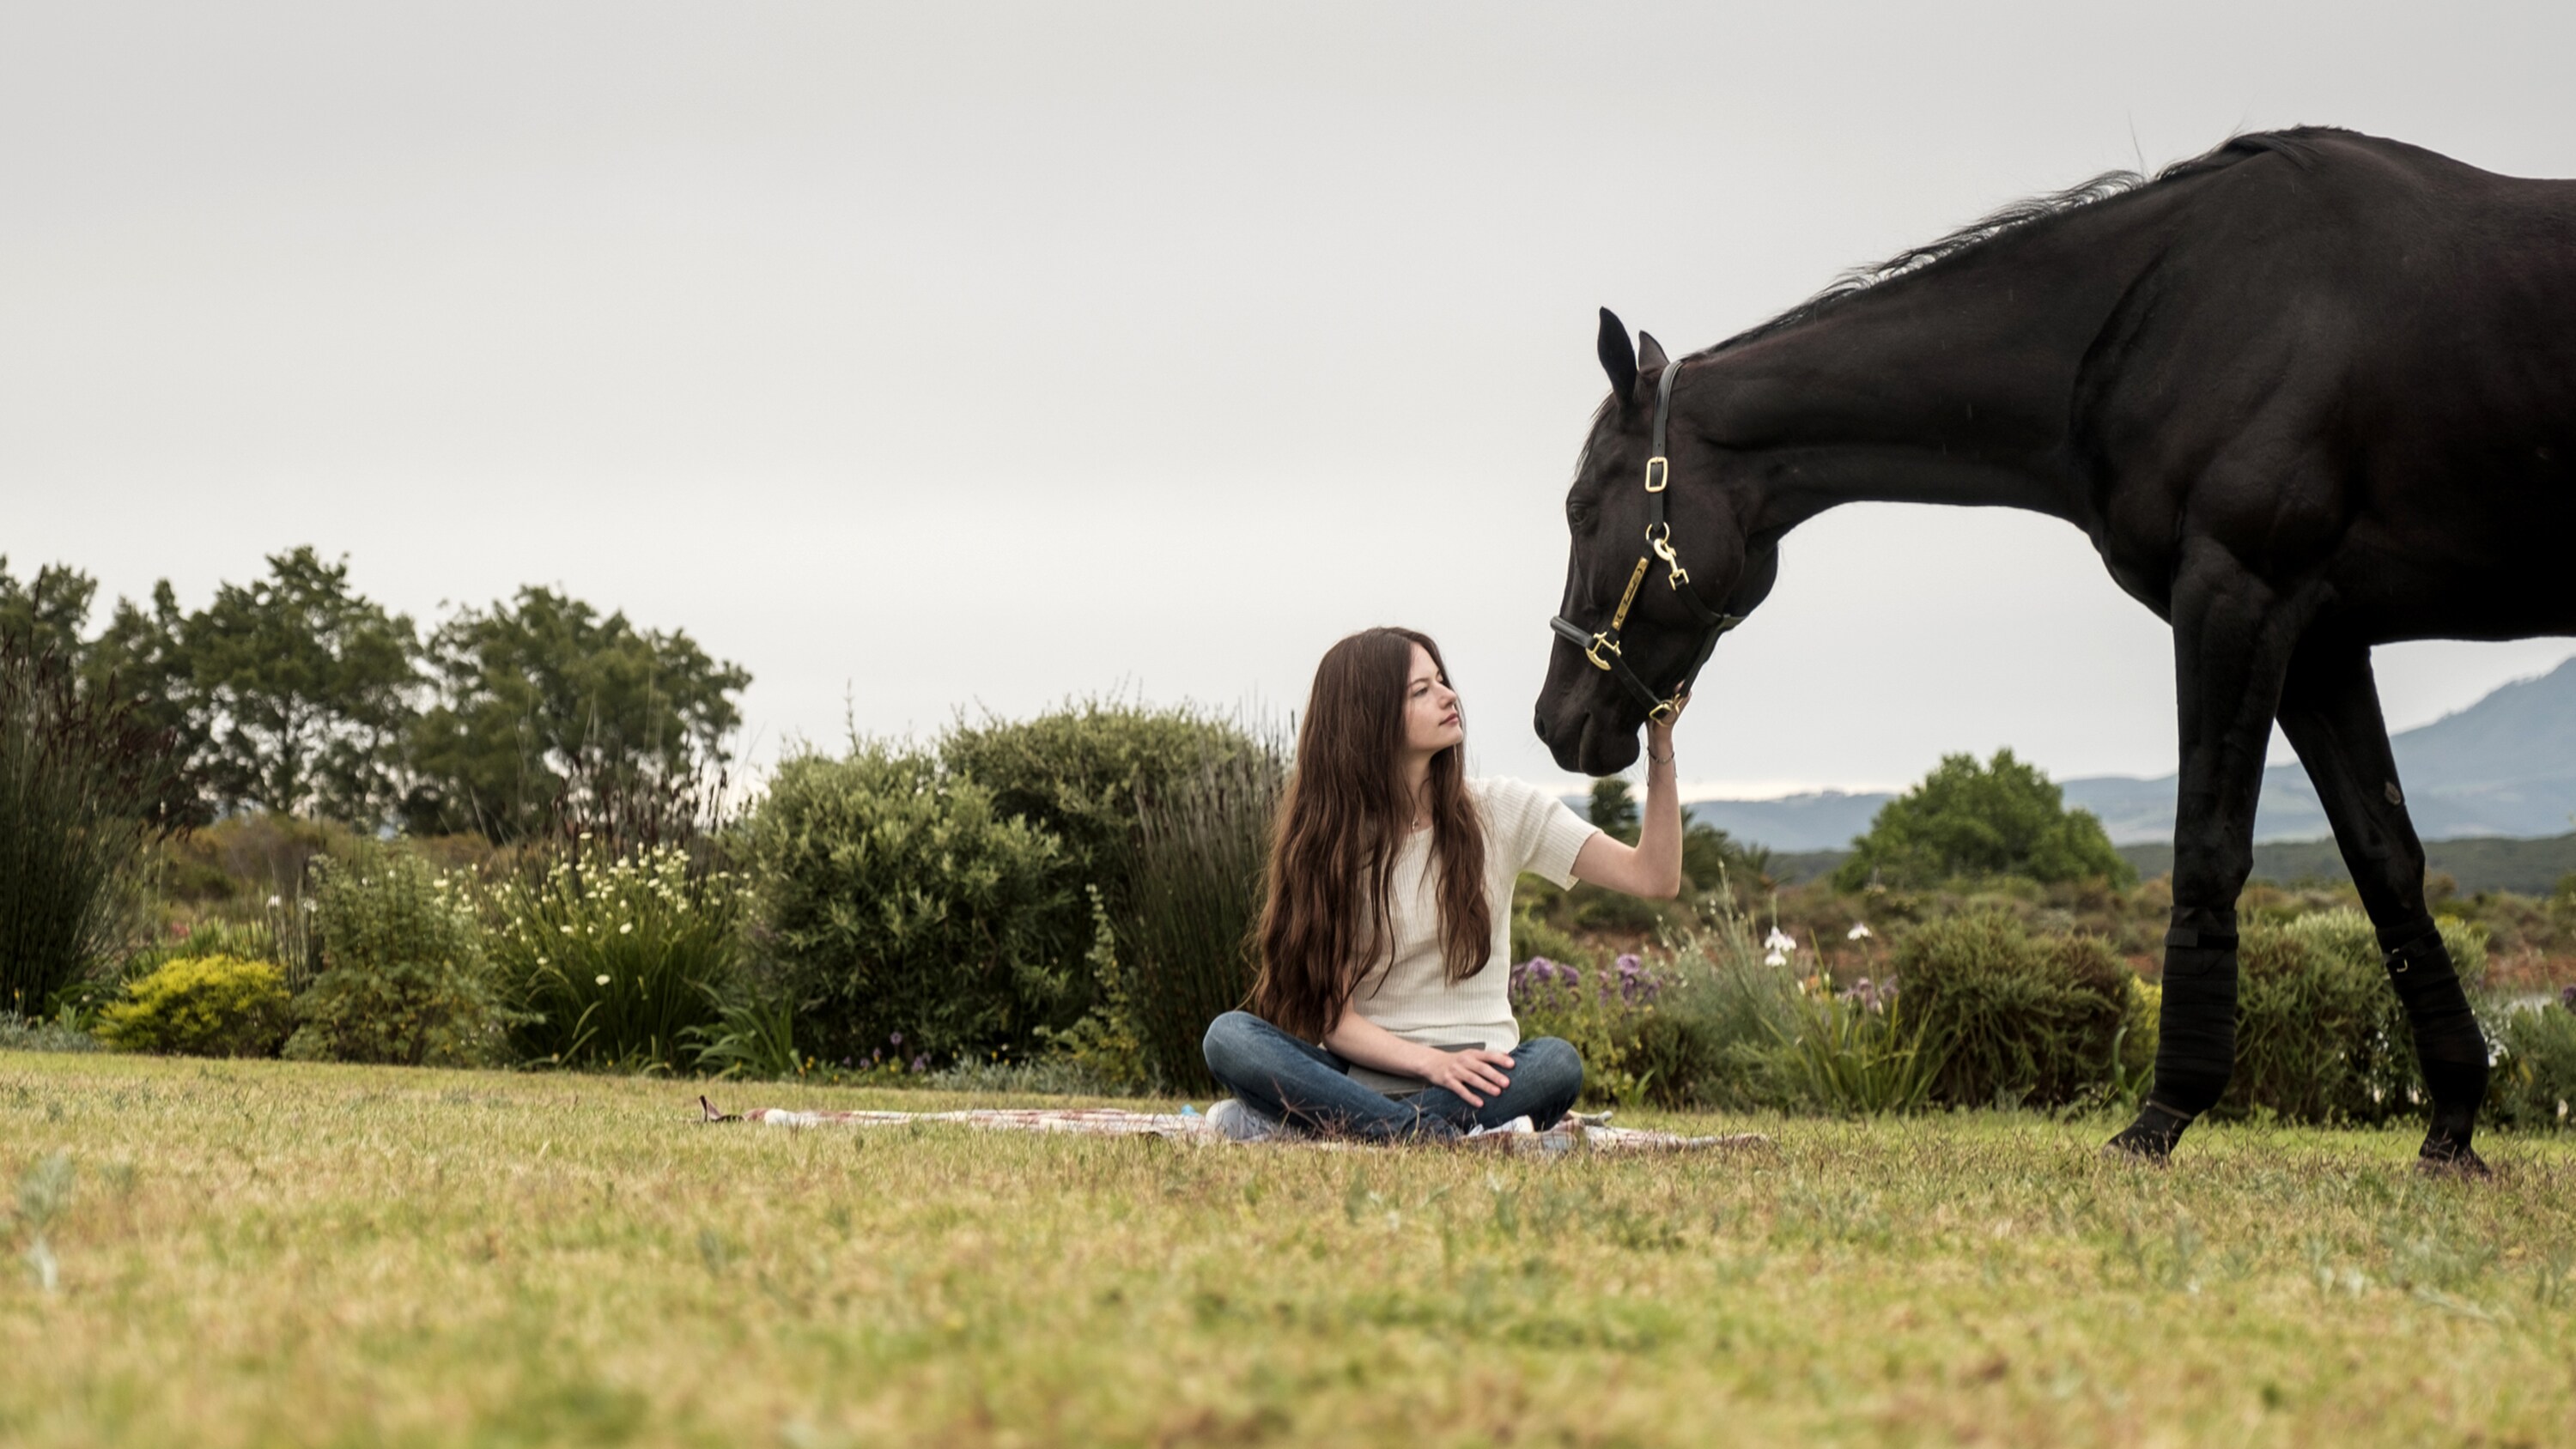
[
  {"left": 2561, "top": 984, "right": 2575, "bottom": 1011},
  {"left": 890, "top": 1031, "right": 904, "bottom": 1047},
  {"left": 912, "top": 1054, "right": 929, "bottom": 1072}
]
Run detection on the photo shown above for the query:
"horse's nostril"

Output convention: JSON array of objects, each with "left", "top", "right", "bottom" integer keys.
[{"left": 1533, "top": 711, "right": 1548, "bottom": 741}]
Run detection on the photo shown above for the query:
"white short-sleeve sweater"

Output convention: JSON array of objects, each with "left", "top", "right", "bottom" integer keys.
[{"left": 1342, "top": 776, "right": 1599, "bottom": 1093}]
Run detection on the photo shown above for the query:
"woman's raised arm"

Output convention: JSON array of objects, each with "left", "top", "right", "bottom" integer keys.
[{"left": 1568, "top": 711, "right": 1685, "bottom": 900}]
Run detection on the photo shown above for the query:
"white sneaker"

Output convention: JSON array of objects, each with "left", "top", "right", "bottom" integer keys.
[
  {"left": 1466, "top": 1115, "right": 1536, "bottom": 1139},
  {"left": 1207, "top": 1097, "right": 1289, "bottom": 1143}
]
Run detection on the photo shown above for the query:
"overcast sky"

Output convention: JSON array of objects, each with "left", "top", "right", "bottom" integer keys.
[{"left": 7, "top": 2, "right": 2573, "bottom": 798}]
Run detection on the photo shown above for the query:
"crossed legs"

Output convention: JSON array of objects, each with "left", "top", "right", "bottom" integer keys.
[{"left": 1201, "top": 1010, "right": 1584, "bottom": 1142}]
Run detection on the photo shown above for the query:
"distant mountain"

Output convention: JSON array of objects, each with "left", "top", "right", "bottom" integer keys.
[
  {"left": 1686, "top": 791, "right": 1894, "bottom": 853},
  {"left": 1690, "top": 656, "right": 2576, "bottom": 852}
]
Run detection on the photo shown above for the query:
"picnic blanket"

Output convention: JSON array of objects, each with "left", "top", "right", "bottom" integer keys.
[{"left": 697, "top": 1096, "right": 1769, "bottom": 1157}]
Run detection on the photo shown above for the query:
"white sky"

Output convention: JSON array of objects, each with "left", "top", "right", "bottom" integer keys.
[{"left": 6, "top": 2, "right": 2573, "bottom": 798}]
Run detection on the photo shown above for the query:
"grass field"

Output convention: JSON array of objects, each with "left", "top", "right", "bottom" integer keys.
[{"left": 3, "top": 1052, "right": 2572, "bottom": 1447}]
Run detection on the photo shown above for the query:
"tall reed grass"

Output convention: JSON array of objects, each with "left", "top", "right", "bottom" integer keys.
[
  {"left": 0, "top": 642, "right": 187, "bottom": 1013},
  {"left": 1121, "top": 746, "right": 1285, "bottom": 1090}
]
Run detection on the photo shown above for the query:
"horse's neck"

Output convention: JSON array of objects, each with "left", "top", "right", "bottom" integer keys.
[{"left": 1691, "top": 210, "right": 2170, "bottom": 535}]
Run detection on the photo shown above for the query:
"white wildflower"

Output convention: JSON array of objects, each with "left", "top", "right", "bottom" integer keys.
[
  {"left": 619, "top": 922, "right": 633, "bottom": 935},
  {"left": 266, "top": 894, "right": 283, "bottom": 909},
  {"left": 1847, "top": 922, "right": 1874, "bottom": 941},
  {"left": 596, "top": 973, "right": 611, "bottom": 986},
  {"left": 1764, "top": 927, "right": 1797, "bottom": 953},
  {"left": 1764, "top": 949, "right": 1789, "bottom": 967}
]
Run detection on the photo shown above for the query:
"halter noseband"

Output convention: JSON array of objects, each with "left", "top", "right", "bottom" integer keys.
[{"left": 1547, "top": 358, "right": 1745, "bottom": 724}]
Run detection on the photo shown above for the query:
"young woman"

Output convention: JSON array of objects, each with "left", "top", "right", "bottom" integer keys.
[{"left": 1201, "top": 626, "right": 1686, "bottom": 1142}]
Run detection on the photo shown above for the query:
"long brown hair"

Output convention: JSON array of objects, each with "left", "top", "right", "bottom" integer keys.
[{"left": 1251, "top": 627, "right": 1489, "bottom": 1041}]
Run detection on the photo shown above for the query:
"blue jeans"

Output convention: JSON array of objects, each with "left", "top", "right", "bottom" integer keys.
[{"left": 1200, "top": 1009, "right": 1584, "bottom": 1142}]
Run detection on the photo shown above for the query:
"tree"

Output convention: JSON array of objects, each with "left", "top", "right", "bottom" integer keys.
[
  {"left": 402, "top": 587, "right": 750, "bottom": 840},
  {"left": 1589, "top": 777, "right": 1641, "bottom": 844},
  {"left": 181, "top": 548, "right": 421, "bottom": 824},
  {"left": 1832, "top": 749, "right": 2134, "bottom": 891},
  {"left": 0, "top": 559, "right": 98, "bottom": 661}
]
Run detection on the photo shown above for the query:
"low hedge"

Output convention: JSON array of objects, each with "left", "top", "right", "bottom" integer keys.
[
  {"left": 2219, "top": 910, "right": 2485, "bottom": 1124},
  {"left": 97, "top": 955, "right": 293, "bottom": 1058}
]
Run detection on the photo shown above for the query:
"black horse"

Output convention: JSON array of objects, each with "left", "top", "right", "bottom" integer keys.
[{"left": 1534, "top": 129, "right": 2576, "bottom": 1172}]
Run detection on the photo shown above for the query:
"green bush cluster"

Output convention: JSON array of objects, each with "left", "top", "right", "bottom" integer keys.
[
  {"left": 283, "top": 842, "right": 510, "bottom": 1067},
  {"left": 2217, "top": 909, "right": 2485, "bottom": 1124},
  {"left": 746, "top": 744, "right": 1069, "bottom": 1065},
  {"left": 96, "top": 955, "right": 293, "bottom": 1057},
  {"left": 739, "top": 704, "right": 1265, "bottom": 1075},
  {"left": 1893, "top": 911, "right": 2132, "bottom": 1108},
  {"left": 2488, "top": 997, "right": 2576, "bottom": 1131},
  {"left": 1510, "top": 955, "right": 1662, "bottom": 1106}
]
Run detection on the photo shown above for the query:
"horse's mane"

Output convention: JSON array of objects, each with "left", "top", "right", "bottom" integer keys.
[{"left": 1704, "top": 128, "right": 2348, "bottom": 356}]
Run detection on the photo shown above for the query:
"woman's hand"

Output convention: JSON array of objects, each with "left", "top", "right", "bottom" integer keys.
[{"left": 1413, "top": 1046, "right": 1516, "bottom": 1107}]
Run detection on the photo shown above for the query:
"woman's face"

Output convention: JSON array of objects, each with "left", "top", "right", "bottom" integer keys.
[{"left": 1401, "top": 642, "right": 1464, "bottom": 757}]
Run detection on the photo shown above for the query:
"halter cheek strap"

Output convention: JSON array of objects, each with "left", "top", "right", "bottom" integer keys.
[{"left": 1549, "top": 359, "right": 1745, "bottom": 723}]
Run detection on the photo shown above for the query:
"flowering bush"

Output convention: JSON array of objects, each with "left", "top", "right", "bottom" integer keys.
[
  {"left": 96, "top": 955, "right": 292, "bottom": 1058},
  {"left": 489, "top": 839, "right": 748, "bottom": 1071},
  {"left": 1510, "top": 952, "right": 1666, "bottom": 1106}
]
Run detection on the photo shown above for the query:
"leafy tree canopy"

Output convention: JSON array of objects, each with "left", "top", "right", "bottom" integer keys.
[
  {"left": 403, "top": 587, "right": 750, "bottom": 840},
  {"left": 1832, "top": 748, "right": 2135, "bottom": 891},
  {"left": 182, "top": 548, "right": 421, "bottom": 824},
  {"left": 0, "top": 558, "right": 97, "bottom": 660}
]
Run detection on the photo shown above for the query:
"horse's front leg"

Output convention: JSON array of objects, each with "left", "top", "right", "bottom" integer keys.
[
  {"left": 2108, "top": 541, "right": 2320, "bottom": 1161},
  {"left": 2275, "top": 639, "right": 2491, "bottom": 1174}
]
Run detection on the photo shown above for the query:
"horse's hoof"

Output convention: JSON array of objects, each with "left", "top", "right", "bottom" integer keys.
[
  {"left": 2415, "top": 1136, "right": 2493, "bottom": 1180},
  {"left": 2104, "top": 1100, "right": 2190, "bottom": 1163}
]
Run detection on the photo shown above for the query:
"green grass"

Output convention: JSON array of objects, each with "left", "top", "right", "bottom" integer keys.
[{"left": 2, "top": 1052, "right": 2573, "bottom": 1446}]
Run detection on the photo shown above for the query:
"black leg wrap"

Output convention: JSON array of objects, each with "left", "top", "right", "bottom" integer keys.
[
  {"left": 2148, "top": 943, "right": 2239, "bottom": 1119},
  {"left": 2106, "top": 912, "right": 2239, "bottom": 1160},
  {"left": 2380, "top": 925, "right": 2489, "bottom": 1173}
]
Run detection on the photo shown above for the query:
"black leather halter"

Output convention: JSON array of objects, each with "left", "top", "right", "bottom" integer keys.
[{"left": 1549, "top": 359, "right": 1745, "bottom": 723}]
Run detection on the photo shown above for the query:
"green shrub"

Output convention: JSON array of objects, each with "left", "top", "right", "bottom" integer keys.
[
  {"left": 0, "top": 1010, "right": 100, "bottom": 1053},
  {"left": 96, "top": 955, "right": 292, "bottom": 1057},
  {"left": 1631, "top": 916, "right": 1807, "bottom": 1110},
  {"left": 1893, "top": 911, "right": 2130, "bottom": 1108},
  {"left": 1510, "top": 954, "right": 1660, "bottom": 1106},
  {"left": 284, "top": 842, "right": 507, "bottom": 1066},
  {"left": 745, "top": 744, "right": 1068, "bottom": 1064},
  {"left": 2221, "top": 910, "right": 2485, "bottom": 1124},
  {"left": 1510, "top": 888, "right": 1584, "bottom": 968},
  {"left": 683, "top": 991, "right": 802, "bottom": 1081},
  {"left": 1833, "top": 749, "right": 2131, "bottom": 891},
  {"left": 941, "top": 700, "right": 1266, "bottom": 1028},
  {"left": 2488, "top": 997, "right": 2576, "bottom": 1132},
  {"left": 1112, "top": 750, "right": 1282, "bottom": 1090},
  {"left": 0, "top": 640, "right": 188, "bottom": 1015},
  {"left": 489, "top": 840, "right": 747, "bottom": 1070},
  {"left": 1034, "top": 887, "right": 1152, "bottom": 1094},
  {"left": 1777, "top": 985, "right": 1942, "bottom": 1115}
]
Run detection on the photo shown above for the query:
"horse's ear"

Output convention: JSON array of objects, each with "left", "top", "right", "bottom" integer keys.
[
  {"left": 1637, "top": 330, "right": 1669, "bottom": 376},
  {"left": 1597, "top": 308, "right": 1638, "bottom": 398}
]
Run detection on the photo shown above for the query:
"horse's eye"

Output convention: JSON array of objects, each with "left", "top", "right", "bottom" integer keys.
[{"left": 1568, "top": 501, "right": 1595, "bottom": 530}]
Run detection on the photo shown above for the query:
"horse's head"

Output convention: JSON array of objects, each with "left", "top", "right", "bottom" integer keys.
[{"left": 1534, "top": 309, "right": 1778, "bottom": 776}]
